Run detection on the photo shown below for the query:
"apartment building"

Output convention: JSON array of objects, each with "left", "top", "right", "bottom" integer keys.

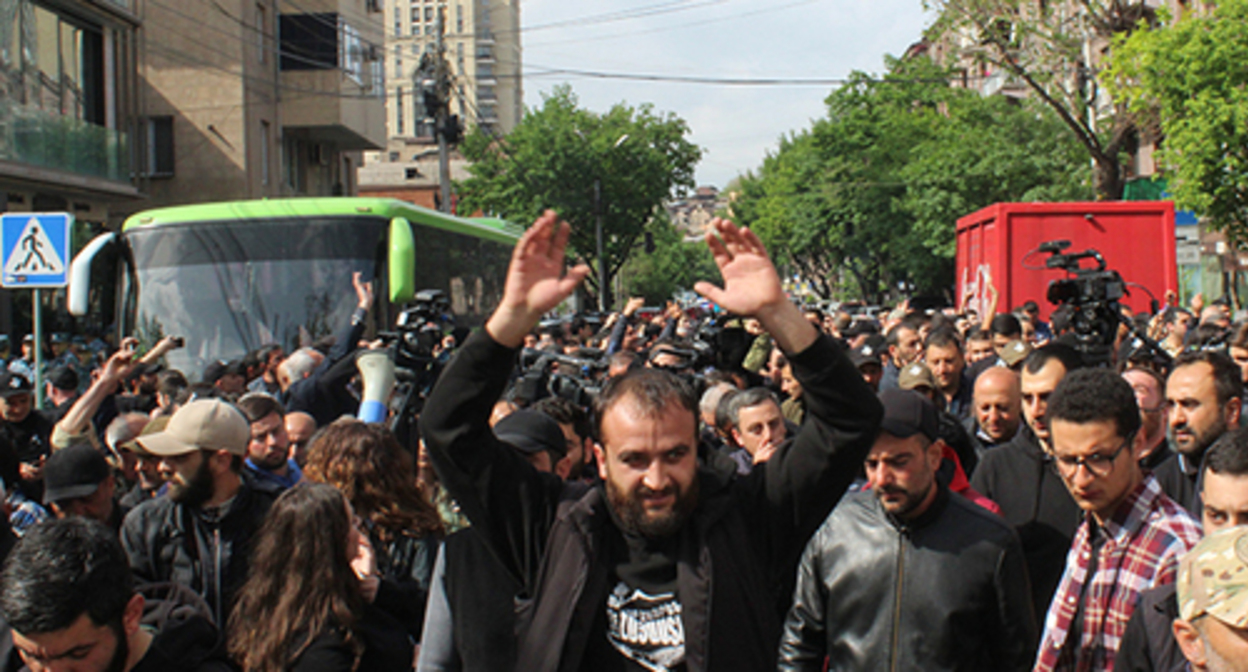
[
  {"left": 0, "top": 0, "right": 142, "bottom": 223},
  {"left": 359, "top": 0, "right": 520, "bottom": 206},
  {"left": 135, "top": 0, "right": 387, "bottom": 211}
]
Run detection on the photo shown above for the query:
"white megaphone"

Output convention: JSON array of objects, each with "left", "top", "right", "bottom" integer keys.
[{"left": 356, "top": 350, "right": 396, "bottom": 423}]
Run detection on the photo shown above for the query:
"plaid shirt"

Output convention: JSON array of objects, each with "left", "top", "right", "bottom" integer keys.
[{"left": 1034, "top": 474, "right": 1201, "bottom": 672}]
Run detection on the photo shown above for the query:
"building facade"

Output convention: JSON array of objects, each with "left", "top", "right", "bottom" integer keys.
[
  {"left": 0, "top": 0, "right": 142, "bottom": 223},
  {"left": 360, "top": 0, "right": 520, "bottom": 208},
  {"left": 134, "top": 0, "right": 387, "bottom": 212}
]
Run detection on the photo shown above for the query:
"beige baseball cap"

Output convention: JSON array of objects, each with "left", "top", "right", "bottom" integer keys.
[
  {"left": 1178, "top": 527, "right": 1248, "bottom": 627},
  {"left": 899, "top": 363, "right": 937, "bottom": 392},
  {"left": 136, "top": 399, "right": 249, "bottom": 457}
]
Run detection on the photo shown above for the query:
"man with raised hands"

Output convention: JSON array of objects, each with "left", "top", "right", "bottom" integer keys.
[{"left": 421, "top": 212, "right": 881, "bottom": 672}]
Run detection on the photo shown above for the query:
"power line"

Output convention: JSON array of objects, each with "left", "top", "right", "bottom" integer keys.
[
  {"left": 526, "top": 0, "right": 824, "bottom": 48},
  {"left": 521, "top": 0, "right": 727, "bottom": 33}
]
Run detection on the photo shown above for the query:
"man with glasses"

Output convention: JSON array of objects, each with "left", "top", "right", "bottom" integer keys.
[{"left": 1035, "top": 369, "right": 1202, "bottom": 672}]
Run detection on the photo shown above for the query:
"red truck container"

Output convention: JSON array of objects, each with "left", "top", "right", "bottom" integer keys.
[{"left": 956, "top": 201, "right": 1177, "bottom": 321}]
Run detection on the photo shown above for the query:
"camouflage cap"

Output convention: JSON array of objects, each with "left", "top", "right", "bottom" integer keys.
[{"left": 1178, "top": 527, "right": 1248, "bottom": 626}]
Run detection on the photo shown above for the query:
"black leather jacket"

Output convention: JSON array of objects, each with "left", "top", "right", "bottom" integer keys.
[
  {"left": 120, "top": 473, "right": 280, "bottom": 627},
  {"left": 778, "top": 486, "right": 1038, "bottom": 672}
]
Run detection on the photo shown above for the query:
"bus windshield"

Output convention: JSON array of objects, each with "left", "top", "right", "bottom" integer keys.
[{"left": 124, "top": 217, "right": 385, "bottom": 377}]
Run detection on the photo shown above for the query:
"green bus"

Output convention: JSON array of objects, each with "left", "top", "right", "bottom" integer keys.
[{"left": 67, "top": 198, "right": 522, "bottom": 378}]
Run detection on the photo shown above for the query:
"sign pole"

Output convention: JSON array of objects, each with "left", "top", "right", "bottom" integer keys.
[{"left": 32, "top": 289, "right": 41, "bottom": 408}]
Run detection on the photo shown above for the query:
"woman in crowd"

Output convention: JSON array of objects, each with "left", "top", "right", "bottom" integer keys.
[
  {"left": 229, "top": 482, "right": 413, "bottom": 671},
  {"left": 303, "top": 419, "right": 444, "bottom": 640}
]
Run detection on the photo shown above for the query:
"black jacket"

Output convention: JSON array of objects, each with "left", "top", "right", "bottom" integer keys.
[
  {"left": 288, "top": 605, "right": 414, "bottom": 672},
  {"left": 1153, "top": 451, "right": 1203, "bottom": 518},
  {"left": 969, "top": 428, "right": 1083, "bottom": 624},
  {"left": 421, "top": 329, "right": 882, "bottom": 672},
  {"left": 284, "top": 307, "right": 368, "bottom": 427},
  {"left": 777, "top": 486, "right": 1037, "bottom": 671},
  {"left": 120, "top": 473, "right": 281, "bottom": 627},
  {"left": 1114, "top": 583, "right": 1184, "bottom": 672}
]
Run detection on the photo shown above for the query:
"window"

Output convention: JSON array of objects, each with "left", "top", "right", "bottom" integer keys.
[
  {"left": 143, "top": 116, "right": 174, "bottom": 177},
  {"left": 405, "top": 167, "right": 419, "bottom": 179},
  {"left": 424, "top": 6, "right": 433, "bottom": 20},
  {"left": 396, "top": 86, "right": 405, "bottom": 135},
  {"left": 260, "top": 120, "right": 271, "bottom": 186},
  {"left": 256, "top": 3, "right": 267, "bottom": 63},
  {"left": 411, "top": 7, "right": 420, "bottom": 23},
  {"left": 455, "top": 4, "right": 462, "bottom": 33}
]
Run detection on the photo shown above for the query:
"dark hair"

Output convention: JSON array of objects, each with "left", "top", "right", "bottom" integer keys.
[
  {"left": 258, "top": 343, "right": 283, "bottom": 362},
  {"left": 924, "top": 328, "right": 962, "bottom": 352},
  {"left": 303, "top": 420, "right": 443, "bottom": 541},
  {"left": 965, "top": 325, "right": 989, "bottom": 342},
  {"left": 532, "top": 396, "right": 592, "bottom": 442},
  {"left": 237, "top": 392, "right": 287, "bottom": 423},
  {"left": 1171, "top": 350, "right": 1242, "bottom": 408},
  {"left": 0, "top": 518, "right": 133, "bottom": 634},
  {"left": 594, "top": 368, "right": 697, "bottom": 442},
  {"left": 229, "top": 483, "right": 363, "bottom": 672},
  {"left": 990, "top": 314, "right": 1022, "bottom": 338},
  {"left": 1023, "top": 343, "right": 1084, "bottom": 376},
  {"left": 1204, "top": 426, "right": 1248, "bottom": 478},
  {"left": 156, "top": 369, "right": 189, "bottom": 399},
  {"left": 1190, "top": 323, "right": 1229, "bottom": 350},
  {"left": 724, "top": 387, "right": 780, "bottom": 426},
  {"left": 886, "top": 313, "right": 927, "bottom": 347},
  {"left": 1163, "top": 307, "right": 1191, "bottom": 326},
  {"left": 1048, "top": 368, "right": 1141, "bottom": 439}
]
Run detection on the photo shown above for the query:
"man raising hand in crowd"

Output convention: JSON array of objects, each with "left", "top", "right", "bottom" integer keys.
[{"left": 421, "top": 212, "right": 881, "bottom": 671}]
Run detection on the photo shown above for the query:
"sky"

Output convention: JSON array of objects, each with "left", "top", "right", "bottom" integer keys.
[{"left": 519, "top": 0, "right": 937, "bottom": 190}]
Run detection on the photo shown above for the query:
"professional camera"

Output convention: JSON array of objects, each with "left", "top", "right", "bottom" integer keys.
[
  {"left": 392, "top": 289, "right": 453, "bottom": 368},
  {"left": 1039, "top": 240, "right": 1165, "bottom": 368}
]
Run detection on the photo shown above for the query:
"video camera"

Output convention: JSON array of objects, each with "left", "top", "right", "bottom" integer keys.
[{"left": 1039, "top": 240, "right": 1166, "bottom": 368}]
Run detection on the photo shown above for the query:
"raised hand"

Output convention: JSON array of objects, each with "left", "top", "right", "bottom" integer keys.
[
  {"left": 694, "top": 218, "right": 816, "bottom": 353},
  {"left": 486, "top": 210, "right": 590, "bottom": 348},
  {"left": 694, "top": 218, "right": 786, "bottom": 319}
]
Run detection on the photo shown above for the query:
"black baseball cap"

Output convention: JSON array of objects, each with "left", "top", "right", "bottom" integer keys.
[
  {"left": 494, "top": 410, "right": 567, "bottom": 461},
  {"left": 850, "top": 343, "right": 883, "bottom": 368},
  {"left": 46, "top": 366, "right": 78, "bottom": 392},
  {"left": 878, "top": 389, "right": 939, "bottom": 442},
  {"left": 0, "top": 371, "right": 32, "bottom": 398},
  {"left": 43, "top": 445, "right": 111, "bottom": 504}
]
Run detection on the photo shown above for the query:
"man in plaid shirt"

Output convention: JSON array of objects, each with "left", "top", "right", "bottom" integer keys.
[{"left": 1035, "top": 368, "right": 1202, "bottom": 672}]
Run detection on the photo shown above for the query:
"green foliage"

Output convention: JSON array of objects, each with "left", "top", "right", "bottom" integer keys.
[
  {"left": 1107, "top": 0, "right": 1248, "bottom": 241},
  {"left": 732, "top": 56, "right": 1091, "bottom": 302},
  {"left": 457, "top": 85, "right": 702, "bottom": 308},
  {"left": 924, "top": 0, "right": 1153, "bottom": 200},
  {"left": 619, "top": 215, "right": 719, "bottom": 304}
]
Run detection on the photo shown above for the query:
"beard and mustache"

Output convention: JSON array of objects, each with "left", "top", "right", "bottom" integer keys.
[
  {"left": 606, "top": 474, "right": 700, "bottom": 539},
  {"left": 167, "top": 456, "right": 215, "bottom": 508}
]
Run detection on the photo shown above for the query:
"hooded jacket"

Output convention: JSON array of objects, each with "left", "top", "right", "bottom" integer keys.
[{"left": 421, "top": 329, "right": 881, "bottom": 672}]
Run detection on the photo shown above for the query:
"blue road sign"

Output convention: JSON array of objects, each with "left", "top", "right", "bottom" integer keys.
[{"left": 0, "top": 212, "right": 72, "bottom": 288}]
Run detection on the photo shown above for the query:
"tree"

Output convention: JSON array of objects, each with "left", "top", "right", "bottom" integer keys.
[
  {"left": 618, "top": 214, "right": 719, "bottom": 304},
  {"left": 924, "top": 0, "right": 1158, "bottom": 199},
  {"left": 1106, "top": 1, "right": 1248, "bottom": 242},
  {"left": 732, "top": 56, "right": 1091, "bottom": 303},
  {"left": 457, "top": 85, "right": 702, "bottom": 310}
]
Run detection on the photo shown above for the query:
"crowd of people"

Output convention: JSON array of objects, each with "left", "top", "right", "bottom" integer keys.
[{"left": 0, "top": 210, "right": 1244, "bottom": 671}]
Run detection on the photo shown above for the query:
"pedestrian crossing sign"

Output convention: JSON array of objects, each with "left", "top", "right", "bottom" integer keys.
[{"left": 0, "top": 213, "right": 71, "bottom": 288}]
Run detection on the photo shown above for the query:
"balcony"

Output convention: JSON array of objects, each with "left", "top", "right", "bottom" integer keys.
[
  {"left": 0, "top": 99, "right": 129, "bottom": 183},
  {"left": 279, "top": 12, "right": 386, "bottom": 150}
]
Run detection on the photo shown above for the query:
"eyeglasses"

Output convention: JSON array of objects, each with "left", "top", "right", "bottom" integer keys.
[{"left": 1051, "top": 437, "right": 1133, "bottom": 479}]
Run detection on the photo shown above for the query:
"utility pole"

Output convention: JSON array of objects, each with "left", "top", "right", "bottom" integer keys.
[{"left": 417, "top": 8, "right": 460, "bottom": 213}]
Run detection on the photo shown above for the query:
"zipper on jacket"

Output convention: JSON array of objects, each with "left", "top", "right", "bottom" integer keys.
[
  {"left": 213, "top": 527, "right": 223, "bottom": 627},
  {"left": 890, "top": 529, "right": 907, "bottom": 672}
]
